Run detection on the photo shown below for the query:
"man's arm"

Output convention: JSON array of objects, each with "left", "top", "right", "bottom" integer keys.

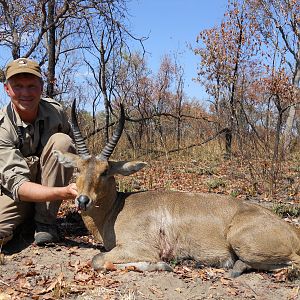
[{"left": 18, "top": 181, "right": 78, "bottom": 202}]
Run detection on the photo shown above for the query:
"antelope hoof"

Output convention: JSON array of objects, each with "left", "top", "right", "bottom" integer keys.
[
  {"left": 92, "top": 253, "right": 106, "bottom": 271},
  {"left": 230, "top": 259, "right": 251, "bottom": 277}
]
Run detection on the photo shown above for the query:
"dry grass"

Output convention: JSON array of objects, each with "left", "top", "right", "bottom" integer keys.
[{"left": 111, "top": 140, "right": 300, "bottom": 204}]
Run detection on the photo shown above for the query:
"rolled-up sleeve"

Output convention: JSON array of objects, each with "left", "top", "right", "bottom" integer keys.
[{"left": 0, "top": 127, "right": 30, "bottom": 201}]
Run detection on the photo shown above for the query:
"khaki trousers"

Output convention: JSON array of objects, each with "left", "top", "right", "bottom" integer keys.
[{"left": 0, "top": 133, "right": 75, "bottom": 242}]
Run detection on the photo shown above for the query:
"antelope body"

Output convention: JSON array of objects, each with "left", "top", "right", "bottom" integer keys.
[{"left": 54, "top": 100, "right": 300, "bottom": 277}]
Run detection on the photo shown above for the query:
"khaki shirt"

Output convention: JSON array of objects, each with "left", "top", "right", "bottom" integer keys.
[{"left": 0, "top": 98, "right": 71, "bottom": 201}]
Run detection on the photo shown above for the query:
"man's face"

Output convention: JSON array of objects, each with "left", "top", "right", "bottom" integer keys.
[{"left": 4, "top": 73, "right": 43, "bottom": 116}]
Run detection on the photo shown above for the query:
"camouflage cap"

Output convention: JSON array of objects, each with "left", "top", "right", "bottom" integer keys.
[{"left": 5, "top": 58, "right": 42, "bottom": 80}]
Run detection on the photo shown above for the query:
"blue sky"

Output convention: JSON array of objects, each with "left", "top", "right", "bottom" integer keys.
[
  {"left": 127, "top": 0, "right": 228, "bottom": 102},
  {"left": 0, "top": 1, "right": 228, "bottom": 106}
]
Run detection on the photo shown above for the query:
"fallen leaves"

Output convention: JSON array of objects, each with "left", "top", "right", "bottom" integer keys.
[
  {"left": 272, "top": 268, "right": 300, "bottom": 283},
  {"left": 148, "top": 285, "right": 164, "bottom": 298},
  {"left": 288, "top": 286, "right": 300, "bottom": 300},
  {"left": 0, "top": 156, "right": 299, "bottom": 299},
  {"left": 103, "top": 261, "right": 117, "bottom": 271},
  {"left": 0, "top": 245, "right": 121, "bottom": 300},
  {"left": 0, "top": 292, "right": 11, "bottom": 300}
]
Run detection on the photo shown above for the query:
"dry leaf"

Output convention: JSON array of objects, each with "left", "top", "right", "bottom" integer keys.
[
  {"left": 18, "top": 277, "right": 32, "bottom": 290},
  {"left": 104, "top": 261, "right": 117, "bottom": 271},
  {"left": 23, "top": 258, "right": 33, "bottom": 266},
  {"left": 41, "top": 272, "right": 65, "bottom": 293},
  {"left": 74, "top": 272, "right": 93, "bottom": 281},
  {"left": 220, "top": 277, "right": 231, "bottom": 286},
  {"left": 0, "top": 293, "right": 11, "bottom": 300},
  {"left": 227, "top": 287, "right": 238, "bottom": 296},
  {"left": 289, "top": 286, "right": 299, "bottom": 300}
]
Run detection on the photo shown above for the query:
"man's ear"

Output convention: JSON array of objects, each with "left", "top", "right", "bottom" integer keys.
[{"left": 4, "top": 83, "right": 10, "bottom": 96}]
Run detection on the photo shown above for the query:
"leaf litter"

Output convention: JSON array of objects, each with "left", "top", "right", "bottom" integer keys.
[{"left": 0, "top": 157, "right": 300, "bottom": 299}]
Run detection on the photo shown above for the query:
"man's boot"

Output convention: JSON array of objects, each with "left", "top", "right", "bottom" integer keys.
[{"left": 34, "top": 222, "right": 60, "bottom": 245}]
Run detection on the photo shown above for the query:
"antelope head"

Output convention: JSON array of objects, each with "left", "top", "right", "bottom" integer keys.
[{"left": 53, "top": 99, "right": 147, "bottom": 211}]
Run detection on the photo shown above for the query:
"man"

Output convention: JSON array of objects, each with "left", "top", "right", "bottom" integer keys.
[{"left": 0, "top": 57, "right": 78, "bottom": 246}]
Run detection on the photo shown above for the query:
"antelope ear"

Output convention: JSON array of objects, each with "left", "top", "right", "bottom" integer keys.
[
  {"left": 52, "top": 150, "right": 78, "bottom": 168},
  {"left": 108, "top": 161, "right": 147, "bottom": 176}
]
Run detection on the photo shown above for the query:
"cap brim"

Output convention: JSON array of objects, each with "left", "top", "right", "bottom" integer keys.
[{"left": 6, "top": 69, "right": 42, "bottom": 80}]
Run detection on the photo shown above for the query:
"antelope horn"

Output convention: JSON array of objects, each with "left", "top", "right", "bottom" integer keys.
[
  {"left": 97, "top": 104, "right": 125, "bottom": 161},
  {"left": 71, "top": 99, "right": 91, "bottom": 157}
]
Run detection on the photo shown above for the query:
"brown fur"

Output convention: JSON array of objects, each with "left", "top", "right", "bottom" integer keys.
[{"left": 54, "top": 151, "right": 300, "bottom": 276}]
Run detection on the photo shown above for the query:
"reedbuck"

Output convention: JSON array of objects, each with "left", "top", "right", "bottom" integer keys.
[{"left": 54, "top": 100, "right": 300, "bottom": 277}]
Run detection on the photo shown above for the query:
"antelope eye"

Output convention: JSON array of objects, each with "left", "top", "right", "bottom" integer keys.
[{"left": 101, "top": 170, "right": 108, "bottom": 177}]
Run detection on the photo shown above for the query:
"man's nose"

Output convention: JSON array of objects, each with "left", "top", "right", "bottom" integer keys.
[{"left": 20, "top": 87, "right": 33, "bottom": 96}]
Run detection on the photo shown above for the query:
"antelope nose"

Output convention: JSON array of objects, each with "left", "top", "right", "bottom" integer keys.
[{"left": 77, "top": 194, "right": 90, "bottom": 211}]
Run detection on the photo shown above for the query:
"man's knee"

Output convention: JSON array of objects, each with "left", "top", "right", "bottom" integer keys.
[
  {"left": 47, "top": 133, "right": 75, "bottom": 153},
  {"left": 40, "top": 133, "right": 75, "bottom": 186}
]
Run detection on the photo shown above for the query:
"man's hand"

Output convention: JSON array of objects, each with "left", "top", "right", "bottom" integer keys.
[{"left": 63, "top": 183, "right": 78, "bottom": 200}]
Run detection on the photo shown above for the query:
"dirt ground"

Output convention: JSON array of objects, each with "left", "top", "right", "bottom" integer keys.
[
  {"left": 0, "top": 206, "right": 299, "bottom": 300},
  {"left": 1, "top": 156, "right": 300, "bottom": 300}
]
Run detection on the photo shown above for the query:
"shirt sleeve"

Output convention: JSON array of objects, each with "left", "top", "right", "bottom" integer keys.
[
  {"left": 0, "top": 126, "right": 30, "bottom": 201},
  {"left": 42, "top": 98, "right": 72, "bottom": 136},
  {"left": 60, "top": 108, "right": 72, "bottom": 135}
]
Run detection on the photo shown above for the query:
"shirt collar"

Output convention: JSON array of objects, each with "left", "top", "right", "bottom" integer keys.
[{"left": 11, "top": 101, "right": 45, "bottom": 128}]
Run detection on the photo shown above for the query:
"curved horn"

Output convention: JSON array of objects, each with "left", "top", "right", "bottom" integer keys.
[
  {"left": 97, "top": 104, "right": 125, "bottom": 161},
  {"left": 71, "top": 99, "right": 90, "bottom": 157}
]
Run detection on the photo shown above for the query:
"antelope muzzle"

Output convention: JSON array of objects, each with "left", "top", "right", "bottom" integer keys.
[{"left": 76, "top": 194, "right": 90, "bottom": 211}]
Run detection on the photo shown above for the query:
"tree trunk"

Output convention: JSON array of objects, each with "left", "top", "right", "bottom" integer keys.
[
  {"left": 176, "top": 78, "right": 183, "bottom": 151},
  {"left": 46, "top": 0, "right": 56, "bottom": 98},
  {"left": 283, "top": 64, "right": 300, "bottom": 151},
  {"left": 224, "top": 9, "right": 244, "bottom": 158},
  {"left": 99, "top": 31, "right": 110, "bottom": 143}
]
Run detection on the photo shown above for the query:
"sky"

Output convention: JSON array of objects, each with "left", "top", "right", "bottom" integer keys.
[
  {"left": 0, "top": 0, "right": 229, "bottom": 106},
  {"left": 127, "top": 0, "right": 228, "bottom": 102}
]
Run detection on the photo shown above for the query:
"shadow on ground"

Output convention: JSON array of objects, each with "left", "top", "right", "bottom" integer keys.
[{"left": 1, "top": 210, "right": 102, "bottom": 255}]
